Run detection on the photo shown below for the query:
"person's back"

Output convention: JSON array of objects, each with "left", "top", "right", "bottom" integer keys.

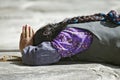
[{"left": 67, "top": 21, "right": 120, "bottom": 65}]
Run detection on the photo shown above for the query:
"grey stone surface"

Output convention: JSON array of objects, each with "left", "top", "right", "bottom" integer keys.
[
  {"left": 0, "top": 0, "right": 120, "bottom": 80},
  {"left": 0, "top": 52, "right": 120, "bottom": 80}
]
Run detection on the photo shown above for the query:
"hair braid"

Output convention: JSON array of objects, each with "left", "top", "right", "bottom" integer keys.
[
  {"left": 33, "top": 10, "right": 120, "bottom": 45},
  {"left": 63, "top": 14, "right": 103, "bottom": 24}
]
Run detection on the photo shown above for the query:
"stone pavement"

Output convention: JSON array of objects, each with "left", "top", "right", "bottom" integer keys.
[
  {"left": 0, "top": 52, "right": 120, "bottom": 80},
  {"left": 0, "top": 0, "right": 120, "bottom": 80}
]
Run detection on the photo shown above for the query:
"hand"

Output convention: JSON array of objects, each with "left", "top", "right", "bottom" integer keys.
[{"left": 19, "top": 25, "right": 34, "bottom": 52}]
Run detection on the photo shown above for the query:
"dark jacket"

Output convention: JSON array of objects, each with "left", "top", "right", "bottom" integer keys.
[{"left": 67, "top": 21, "right": 120, "bottom": 65}]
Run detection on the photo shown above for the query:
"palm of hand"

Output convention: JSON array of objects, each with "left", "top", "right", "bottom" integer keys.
[{"left": 19, "top": 25, "right": 34, "bottom": 52}]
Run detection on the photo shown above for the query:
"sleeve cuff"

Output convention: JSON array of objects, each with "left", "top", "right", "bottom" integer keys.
[{"left": 21, "top": 42, "right": 61, "bottom": 66}]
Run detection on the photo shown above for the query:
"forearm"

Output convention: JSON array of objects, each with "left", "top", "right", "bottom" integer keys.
[{"left": 22, "top": 42, "right": 61, "bottom": 66}]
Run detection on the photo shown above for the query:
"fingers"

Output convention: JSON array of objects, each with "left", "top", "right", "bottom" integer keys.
[
  {"left": 19, "top": 34, "right": 22, "bottom": 42},
  {"left": 22, "top": 26, "right": 25, "bottom": 38},
  {"left": 21, "top": 24, "right": 34, "bottom": 38},
  {"left": 28, "top": 25, "right": 34, "bottom": 37},
  {"left": 25, "top": 25, "right": 29, "bottom": 38},
  {"left": 29, "top": 26, "right": 34, "bottom": 37}
]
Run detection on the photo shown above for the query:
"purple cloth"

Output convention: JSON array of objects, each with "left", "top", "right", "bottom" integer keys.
[{"left": 52, "top": 27, "right": 93, "bottom": 57}]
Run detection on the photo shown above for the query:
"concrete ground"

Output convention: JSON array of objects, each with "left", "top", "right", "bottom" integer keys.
[
  {"left": 0, "top": 52, "right": 120, "bottom": 80},
  {"left": 0, "top": 0, "right": 120, "bottom": 80}
]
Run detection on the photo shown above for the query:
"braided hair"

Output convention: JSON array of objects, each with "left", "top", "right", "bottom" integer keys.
[{"left": 33, "top": 10, "right": 120, "bottom": 46}]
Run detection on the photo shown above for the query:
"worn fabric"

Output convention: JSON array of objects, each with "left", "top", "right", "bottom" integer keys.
[
  {"left": 67, "top": 21, "right": 120, "bottom": 65},
  {"left": 22, "top": 42, "right": 61, "bottom": 65},
  {"left": 22, "top": 27, "right": 93, "bottom": 65},
  {"left": 52, "top": 27, "right": 93, "bottom": 57}
]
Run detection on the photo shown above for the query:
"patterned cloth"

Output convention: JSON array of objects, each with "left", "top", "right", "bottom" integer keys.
[
  {"left": 52, "top": 27, "right": 93, "bottom": 57},
  {"left": 100, "top": 10, "right": 120, "bottom": 25},
  {"left": 62, "top": 10, "right": 120, "bottom": 25}
]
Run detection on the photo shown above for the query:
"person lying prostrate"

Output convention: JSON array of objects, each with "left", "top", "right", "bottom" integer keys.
[{"left": 19, "top": 10, "right": 120, "bottom": 66}]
